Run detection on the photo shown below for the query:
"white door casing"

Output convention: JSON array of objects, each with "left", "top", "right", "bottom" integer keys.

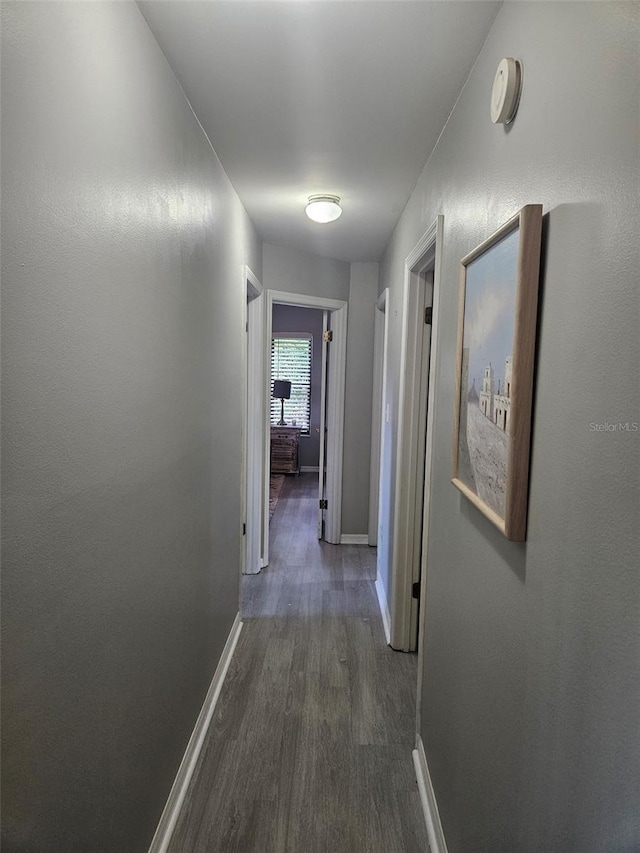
[
  {"left": 415, "top": 216, "right": 444, "bottom": 735},
  {"left": 369, "top": 289, "right": 389, "bottom": 547},
  {"left": 263, "top": 290, "right": 347, "bottom": 556},
  {"left": 389, "top": 217, "right": 443, "bottom": 652},
  {"left": 243, "top": 266, "right": 264, "bottom": 576},
  {"left": 317, "top": 310, "right": 329, "bottom": 539}
]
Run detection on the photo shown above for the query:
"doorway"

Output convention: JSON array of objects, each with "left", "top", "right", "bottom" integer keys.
[
  {"left": 388, "top": 217, "right": 443, "bottom": 652},
  {"left": 270, "top": 304, "right": 323, "bottom": 528},
  {"left": 259, "top": 290, "right": 347, "bottom": 568}
]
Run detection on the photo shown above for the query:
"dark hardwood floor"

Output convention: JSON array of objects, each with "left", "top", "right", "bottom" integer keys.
[{"left": 168, "top": 474, "right": 428, "bottom": 852}]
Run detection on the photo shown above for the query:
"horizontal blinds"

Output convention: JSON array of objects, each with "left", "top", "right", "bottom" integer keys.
[{"left": 271, "top": 336, "right": 312, "bottom": 432}]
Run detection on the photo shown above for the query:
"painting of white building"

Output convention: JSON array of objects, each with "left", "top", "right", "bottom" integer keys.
[
  {"left": 479, "top": 364, "right": 495, "bottom": 420},
  {"left": 493, "top": 356, "right": 512, "bottom": 432},
  {"left": 478, "top": 355, "right": 512, "bottom": 433},
  {"left": 455, "top": 227, "right": 520, "bottom": 518}
]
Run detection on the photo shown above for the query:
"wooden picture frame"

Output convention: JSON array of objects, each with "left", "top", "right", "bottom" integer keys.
[{"left": 452, "top": 204, "right": 542, "bottom": 541}]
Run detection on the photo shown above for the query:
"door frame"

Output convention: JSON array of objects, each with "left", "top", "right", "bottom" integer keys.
[
  {"left": 317, "top": 310, "right": 329, "bottom": 539},
  {"left": 242, "top": 265, "right": 264, "bottom": 576},
  {"left": 415, "top": 218, "right": 445, "bottom": 739},
  {"left": 263, "top": 290, "right": 348, "bottom": 560},
  {"left": 390, "top": 216, "right": 444, "bottom": 651},
  {"left": 368, "top": 289, "right": 389, "bottom": 547}
]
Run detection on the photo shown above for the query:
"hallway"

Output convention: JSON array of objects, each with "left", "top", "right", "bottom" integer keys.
[{"left": 167, "top": 474, "right": 429, "bottom": 852}]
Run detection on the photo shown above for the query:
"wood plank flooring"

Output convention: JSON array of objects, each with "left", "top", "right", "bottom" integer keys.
[{"left": 168, "top": 474, "right": 429, "bottom": 853}]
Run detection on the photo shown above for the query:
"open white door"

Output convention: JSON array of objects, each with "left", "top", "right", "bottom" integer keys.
[
  {"left": 243, "top": 266, "right": 264, "bottom": 576},
  {"left": 369, "top": 290, "right": 389, "bottom": 547},
  {"left": 317, "top": 311, "right": 329, "bottom": 538}
]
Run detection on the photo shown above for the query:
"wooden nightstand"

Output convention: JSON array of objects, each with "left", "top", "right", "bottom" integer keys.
[{"left": 270, "top": 426, "right": 302, "bottom": 475}]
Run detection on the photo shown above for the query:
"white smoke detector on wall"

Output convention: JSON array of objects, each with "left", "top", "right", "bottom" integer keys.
[{"left": 490, "top": 57, "right": 522, "bottom": 124}]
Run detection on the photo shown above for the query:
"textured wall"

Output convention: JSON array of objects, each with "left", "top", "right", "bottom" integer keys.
[
  {"left": 380, "top": 3, "right": 639, "bottom": 851},
  {"left": 272, "top": 304, "right": 324, "bottom": 468},
  {"left": 1, "top": 3, "right": 260, "bottom": 850},
  {"left": 342, "top": 262, "right": 379, "bottom": 535},
  {"left": 263, "top": 241, "right": 351, "bottom": 302}
]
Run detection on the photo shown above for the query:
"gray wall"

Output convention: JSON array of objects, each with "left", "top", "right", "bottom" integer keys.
[
  {"left": 263, "top": 243, "right": 377, "bottom": 535},
  {"left": 272, "top": 304, "right": 324, "bottom": 468},
  {"left": 380, "top": 3, "right": 639, "bottom": 851},
  {"left": 263, "top": 241, "right": 351, "bottom": 302},
  {"left": 1, "top": 3, "right": 261, "bottom": 851},
  {"left": 343, "top": 262, "right": 379, "bottom": 535}
]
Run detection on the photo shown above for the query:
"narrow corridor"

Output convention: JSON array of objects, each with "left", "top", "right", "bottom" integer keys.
[{"left": 167, "top": 474, "right": 428, "bottom": 852}]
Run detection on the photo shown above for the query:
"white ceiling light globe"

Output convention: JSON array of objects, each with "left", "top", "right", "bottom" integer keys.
[{"left": 305, "top": 195, "right": 342, "bottom": 224}]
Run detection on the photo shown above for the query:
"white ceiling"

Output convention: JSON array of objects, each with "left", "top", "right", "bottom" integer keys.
[{"left": 139, "top": 1, "right": 501, "bottom": 262}]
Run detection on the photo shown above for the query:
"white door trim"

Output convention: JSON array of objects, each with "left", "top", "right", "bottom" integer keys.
[
  {"left": 368, "top": 289, "right": 389, "bottom": 546},
  {"left": 317, "top": 311, "right": 329, "bottom": 538},
  {"left": 390, "top": 217, "right": 443, "bottom": 651},
  {"left": 323, "top": 302, "right": 347, "bottom": 544},
  {"left": 415, "top": 218, "right": 445, "bottom": 730},
  {"left": 243, "top": 266, "right": 264, "bottom": 576},
  {"left": 264, "top": 290, "right": 348, "bottom": 552}
]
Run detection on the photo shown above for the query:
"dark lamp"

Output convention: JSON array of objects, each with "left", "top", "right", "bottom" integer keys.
[{"left": 272, "top": 380, "right": 292, "bottom": 426}]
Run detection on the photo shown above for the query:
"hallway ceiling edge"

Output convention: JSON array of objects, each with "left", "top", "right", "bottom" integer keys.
[{"left": 138, "top": 1, "right": 501, "bottom": 263}]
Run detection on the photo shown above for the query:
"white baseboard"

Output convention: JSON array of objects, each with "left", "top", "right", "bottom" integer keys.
[
  {"left": 412, "top": 736, "right": 449, "bottom": 853},
  {"left": 300, "top": 465, "right": 320, "bottom": 473},
  {"left": 339, "top": 533, "right": 369, "bottom": 545},
  {"left": 374, "top": 576, "right": 391, "bottom": 645},
  {"left": 148, "top": 614, "right": 243, "bottom": 853}
]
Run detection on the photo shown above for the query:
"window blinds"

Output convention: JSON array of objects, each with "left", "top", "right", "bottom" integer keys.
[{"left": 271, "top": 335, "right": 312, "bottom": 432}]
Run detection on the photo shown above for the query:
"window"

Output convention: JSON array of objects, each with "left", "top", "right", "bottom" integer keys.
[{"left": 271, "top": 334, "right": 312, "bottom": 432}]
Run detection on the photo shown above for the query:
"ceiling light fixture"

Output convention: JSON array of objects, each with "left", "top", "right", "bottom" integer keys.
[{"left": 305, "top": 195, "right": 342, "bottom": 224}]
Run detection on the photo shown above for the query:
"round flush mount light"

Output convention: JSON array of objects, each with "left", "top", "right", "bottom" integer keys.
[
  {"left": 490, "top": 57, "right": 522, "bottom": 124},
  {"left": 305, "top": 195, "right": 342, "bottom": 223}
]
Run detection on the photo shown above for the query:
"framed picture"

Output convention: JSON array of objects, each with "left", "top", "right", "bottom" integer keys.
[{"left": 452, "top": 204, "right": 543, "bottom": 541}]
